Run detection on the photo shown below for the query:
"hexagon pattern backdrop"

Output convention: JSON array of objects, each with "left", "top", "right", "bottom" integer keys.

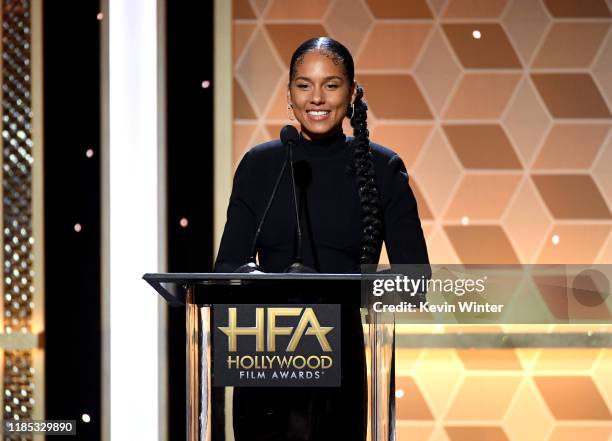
[{"left": 230, "top": 0, "right": 612, "bottom": 440}]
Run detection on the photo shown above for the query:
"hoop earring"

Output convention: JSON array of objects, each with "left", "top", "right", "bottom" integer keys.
[
  {"left": 347, "top": 102, "right": 355, "bottom": 120},
  {"left": 287, "top": 104, "right": 295, "bottom": 121}
]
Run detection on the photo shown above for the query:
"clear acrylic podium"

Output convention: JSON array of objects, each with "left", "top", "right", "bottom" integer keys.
[{"left": 143, "top": 273, "right": 395, "bottom": 441}]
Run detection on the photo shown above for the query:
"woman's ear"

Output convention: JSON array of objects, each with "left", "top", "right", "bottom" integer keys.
[{"left": 350, "top": 82, "right": 357, "bottom": 103}]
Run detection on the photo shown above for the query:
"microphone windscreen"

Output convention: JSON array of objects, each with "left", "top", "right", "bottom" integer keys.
[{"left": 280, "top": 125, "right": 299, "bottom": 146}]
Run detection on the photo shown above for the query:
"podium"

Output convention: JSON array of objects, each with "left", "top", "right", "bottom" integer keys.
[{"left": 144, "top": 273, "right": 395, "bottom": 441}]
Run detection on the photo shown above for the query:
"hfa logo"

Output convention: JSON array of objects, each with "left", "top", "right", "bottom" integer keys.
[
  {"left": 213, "top": 304, "right": 342, "bottom": 387},
  {"left": 219, "top": 306, "right": 333, "bottom": 352}
]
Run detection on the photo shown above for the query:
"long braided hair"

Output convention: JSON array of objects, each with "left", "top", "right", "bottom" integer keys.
[{"left": 289, "top": 37, "right": 383, "bottom": 265}]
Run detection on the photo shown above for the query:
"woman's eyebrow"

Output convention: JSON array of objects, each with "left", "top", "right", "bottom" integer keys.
[{"left": 294, "top": 75, "right": 344, "bottom": 82}]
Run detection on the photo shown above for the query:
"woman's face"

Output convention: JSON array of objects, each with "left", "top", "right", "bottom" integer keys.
[{"left": 288, "top": 52, "right": 355, "bottom": 140}]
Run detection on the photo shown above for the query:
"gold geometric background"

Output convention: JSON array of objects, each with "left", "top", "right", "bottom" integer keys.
[{"left": 229, "top": 0, "right": 612, "bottom": 439}]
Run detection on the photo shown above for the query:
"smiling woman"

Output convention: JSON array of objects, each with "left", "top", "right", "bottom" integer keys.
[
  {"left": 215, "top": 37, "right": 429, "bottom": 440},
  {"left": 287, "top": 52, "right": 355, "bottom": 140},
  {"left": 216, "top": 37, "right": 430, "bottom": 274}
]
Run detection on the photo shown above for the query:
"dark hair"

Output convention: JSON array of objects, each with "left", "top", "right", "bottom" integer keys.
[{"left": 289, "top": 37, "right": 382, "bottom": 265}]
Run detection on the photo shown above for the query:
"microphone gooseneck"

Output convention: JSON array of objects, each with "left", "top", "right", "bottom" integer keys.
[
  {"left": 288, "top": 141, "right": 303, "bottom": 262},
  {"left": 281, "top": 126, "right": 317, "bottom": 274},
  {"left": 236, "top": 125, "right": 317, "bottom": 274},
  {"left": 234, "top": 155, "right": 288, "bottom": 273}
]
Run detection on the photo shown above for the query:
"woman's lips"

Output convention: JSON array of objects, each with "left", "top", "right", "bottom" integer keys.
[{"left": 306, "top": 111, "right": 331, "bottom": 121}]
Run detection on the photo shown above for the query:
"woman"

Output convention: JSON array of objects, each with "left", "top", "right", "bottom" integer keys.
[{"left": 215, "top": 37, "right": 429, "bottom": 440}]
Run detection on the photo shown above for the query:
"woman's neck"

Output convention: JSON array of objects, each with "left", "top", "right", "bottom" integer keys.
[
  {"left": 299, "top": 126, "right": 343, "bottom": 142},
  {"left": 296, "top": 130, "right": 347, "bottom": 158}
]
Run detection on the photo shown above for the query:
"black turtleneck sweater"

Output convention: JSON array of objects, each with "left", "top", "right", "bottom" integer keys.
[{"left": 215, "top": 132, "right": 429, "bottom": 272}]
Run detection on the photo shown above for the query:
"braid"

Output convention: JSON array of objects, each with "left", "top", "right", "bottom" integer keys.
[{"left": 350, "top": 84, "right": 383, "bottom": 265}]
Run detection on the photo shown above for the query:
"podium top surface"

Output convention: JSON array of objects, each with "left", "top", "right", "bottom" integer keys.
[
  {"left": 144, "top": 272, "right": 362, "bottom": 282},
  {"left": 143, "top": 272, "right": 365, "bottom": 306}
]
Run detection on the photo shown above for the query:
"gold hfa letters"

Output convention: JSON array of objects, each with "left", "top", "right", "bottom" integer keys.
[{"left": 219, "top": 307, "right": 333, "bottom": 352}]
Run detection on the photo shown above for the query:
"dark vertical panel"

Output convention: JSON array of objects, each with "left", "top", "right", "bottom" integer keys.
[
  {"left": 43, "top": 1, "right": 101, "bottom": 440},
  {"left": 166, "top": 0, "right": 215, "bottom": 439}
]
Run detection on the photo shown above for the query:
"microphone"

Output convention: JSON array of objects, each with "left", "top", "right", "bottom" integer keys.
[
  {"left": 281, "top": 126, "right": 317, "bottom": 274},
  {"left": 234, "top": 148, "right": 289, "bottom": 274}
]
